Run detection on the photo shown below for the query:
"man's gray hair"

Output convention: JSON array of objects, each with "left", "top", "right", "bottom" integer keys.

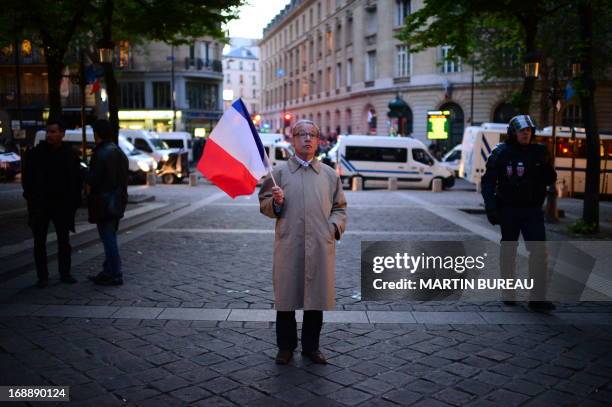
[{"left": 291, "top": 119, "right": 320, "bottom": 138}]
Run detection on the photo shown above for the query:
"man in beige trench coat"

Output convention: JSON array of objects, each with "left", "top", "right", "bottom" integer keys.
[{"left": 259, "top": 120, "right": 347, "bottom": 365}]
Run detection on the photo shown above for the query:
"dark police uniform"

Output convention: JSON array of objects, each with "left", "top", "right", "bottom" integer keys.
[{"left": 481, "top": 116, "right": 556, "bottom": 305}]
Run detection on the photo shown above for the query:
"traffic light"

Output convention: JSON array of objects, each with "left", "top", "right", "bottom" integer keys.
[{"left": 283, "top": 113, "right": 292, "bottom": 128}]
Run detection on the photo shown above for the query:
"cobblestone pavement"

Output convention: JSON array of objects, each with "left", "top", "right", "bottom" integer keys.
[
  {"left": 1, "top": 182, "right": 612, "bottom": 406},
  {"left": 1, "top": 317, "right": 612, "bottom": 406}
]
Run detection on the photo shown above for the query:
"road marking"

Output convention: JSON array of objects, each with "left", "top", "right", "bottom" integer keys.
[
  {"left": 399, "top": 192, "right": 499, "bottom": 242},
  {"left": 156, "top": 228, "right": 475, "bottom": 236},
  {"left": 1, "top": 304, "right": 610, "bottom": 325}
]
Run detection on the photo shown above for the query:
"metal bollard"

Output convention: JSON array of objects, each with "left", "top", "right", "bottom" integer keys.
[
  {"left": 189, "top": 173, "right": 198, "bottom": 187},
  {"left": 351, "top": 177, "right": 363, "bottom": 191},
  {"left": 146, "top": 172, "right": 156, "bottom": 186},
  {"left": 432, "top": 178, "right": 443, "bottom": 192},
  {"left": 387, "top": 177, "right": 398, "bottom": 190}
]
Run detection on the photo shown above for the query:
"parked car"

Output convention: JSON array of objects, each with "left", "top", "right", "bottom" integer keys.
[{"left": 0, "top": 145, "right": 21, "bottom": 181}]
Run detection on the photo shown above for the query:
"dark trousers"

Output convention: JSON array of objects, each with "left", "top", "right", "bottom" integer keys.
[
  {"left": 31, "top": 211, "right": 72, "bottom": 281},
  {"left": 97, "top": 220, "right": 121, "bottom": 278},
  {"left": 276, "top": 310, "right": 323, "bottom": 352},
  {"left": 499, "top": 207, "right": 548, "bottom": 301}
]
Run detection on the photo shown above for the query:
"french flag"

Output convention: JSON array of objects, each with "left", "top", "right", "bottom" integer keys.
[{"left": 197, "top": 99, "right": 269, "bottom": 198}]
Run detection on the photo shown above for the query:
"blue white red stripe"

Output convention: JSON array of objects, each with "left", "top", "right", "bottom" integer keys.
[{"left": 197, "top": 99, "right": 268, "bottom": 198}]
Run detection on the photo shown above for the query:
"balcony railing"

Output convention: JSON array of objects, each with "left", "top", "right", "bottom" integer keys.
[{"left": 184, "top": 58, "right": 223, "bottom": 73}]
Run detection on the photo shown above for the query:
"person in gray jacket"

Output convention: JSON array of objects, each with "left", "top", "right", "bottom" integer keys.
[{"left": 86, "top": 120, "right": 129, "bottom": 286}]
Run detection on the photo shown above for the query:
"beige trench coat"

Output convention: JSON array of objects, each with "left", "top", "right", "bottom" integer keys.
[{"left": 259, "top": 157, "right": 347, "bottom": 311}]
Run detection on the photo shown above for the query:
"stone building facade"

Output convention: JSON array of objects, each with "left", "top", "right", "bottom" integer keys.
[
  {"left": 115, "top": 38, "right": 224, "bottom": 135},
  {"left": 259, "top": 0, "right": 612, "bottom": 146},
  {"left": 222, "top": 39, "right": 260, "bottom": 115}
]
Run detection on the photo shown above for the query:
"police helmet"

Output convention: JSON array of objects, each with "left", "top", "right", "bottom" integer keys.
[{"left": 507, "top": 115, "right": 536, "bottom": 142}]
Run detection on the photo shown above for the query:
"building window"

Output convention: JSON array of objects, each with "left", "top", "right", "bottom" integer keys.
[
  {"left": 117, "top": 41, "right": 130, "bottom": 68},
  {"left": 152, "top": 81, "right": 171, "bottom": 108},
  {"left": 240, "top": 74, "right": 244, "bottom": 84},
  {"left": 395, "top": 0, "right": 411, "bottom": 26},
  {"left": 21, "top": 40, "right": 32, "bottom": 57},
  {"left": 347, "top": 58, "right": 353, "bottom": 86},
  {"left": 186, "top": 82, "right": 218, "bottom": 110},
  {"left": 346, "top": 14, "right": 353, "bottom": 45},
  {"left": 366, "top": 8, "right": 377, "bottom": 35},
  {"left": 226, "top": 74, "right": 231, "bottom": 84},
  {"left": 119, "top": 82, "right": 144, "bottom": 108},
  {"left": 366, "top": 51, "right": 376, "bottom": 81},
  {"left": 326, "top": 67, "right": 332, "bottom": 91},
  {"left": 239, "top": 61, "right": 243, "bottom": 70},
  {"left": 441, "top": 45, "right": 462, "bottom": 73},
  {"left": 326, "top": 30, "right": 333, "bottom": 54},
  {"left": 226, "top": 60, "right": 231, "bottom": 69},
  {"left": 252, "top": 75, "right": 256, "bottom": 85},
  {"left": 252, "top": 62, "right": 256, "bottom": 71},
  {"left": 396, "top": 45, "right": 410, "bottom": 78},
  {"left": 335, "top": 25, "right": 342, "bottom": 49},
  {"left": 336, "top": 63, "right": 342, "bottom": 88},
  {"left": 317, "top": 2, "right": 321, "bottom": 22}
]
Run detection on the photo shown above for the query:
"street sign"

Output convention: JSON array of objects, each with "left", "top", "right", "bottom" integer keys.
[{"left": 427, "top": 110, "right": 450, "bottom": 140}]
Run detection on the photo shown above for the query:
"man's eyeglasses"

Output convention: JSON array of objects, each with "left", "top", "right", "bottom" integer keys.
[{"left": 295, "top": 132, "right": 319, "bottom": 139}]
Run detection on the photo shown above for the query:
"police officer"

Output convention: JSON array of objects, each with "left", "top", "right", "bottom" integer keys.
[{"left": 481, "top": 115, "right": 556, "bottom": 312}]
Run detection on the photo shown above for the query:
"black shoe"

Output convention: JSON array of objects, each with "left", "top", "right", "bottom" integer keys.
[
  {"left": 528, "top": 301, "right": 556, "bottom": 313},
  {"left": 60, "top": 275, "right": 77, "bottom": 284},
  {"left": 301, "top": 350, "right": 328, "bottom": 365},
  {"left": 36, "top": 279, "right": 48, "bottom": 288},
  {"left": 275, "top": 350, "right": 293, "bottom": 365},
  {"left": 89, "top": 274, "right": 123, "bottom": 286},
  {"left": 88, "top": 272, "right": 111, "bottom": 282}
]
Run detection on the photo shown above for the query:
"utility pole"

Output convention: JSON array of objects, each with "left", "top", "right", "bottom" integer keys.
[
  {"left": 79, "top": 48, "right": 87, "bottom": 160},
  {"left": 171, "top": 45, "right": 176, "bottom": 131}
]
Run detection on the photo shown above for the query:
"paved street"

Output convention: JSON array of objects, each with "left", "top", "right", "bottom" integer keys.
[{"left": 1, "top": 180, "right": 612, "bottom": 406}]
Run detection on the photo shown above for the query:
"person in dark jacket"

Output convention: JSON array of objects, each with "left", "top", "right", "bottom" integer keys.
[
  {"left": 481, "top": 115, "right": 557, "bottom": 312},
  {"left": 22, "top": 118, "right": 82, "bottom": 288},
  {"left": 86, "top": 120, "right": 129, "bottom": 286}
]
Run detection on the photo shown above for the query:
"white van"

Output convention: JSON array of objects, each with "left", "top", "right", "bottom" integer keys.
[
  {"left": 261, "top": 137, "right": 293, "bottom": 168},
  {"left": 120, "top": 129, "right": 178, "bottom": 163},
  {"left": 331, "top": 135, "right": 455, "bottom": 189},
  {"left": 157, "top": 131, "right": 193, "bottom": 162},
  {"left": 458, "top": 123, "right": 612, "bottom": 195},
  {"left": 34, "top": 127, "right": 156, "bottom": 182},
  {"left": 440, "top": 144, "right": 463, "bottom": 177},
  {"left": 458, "top": 123, "right": 508, "bottom": 184}
]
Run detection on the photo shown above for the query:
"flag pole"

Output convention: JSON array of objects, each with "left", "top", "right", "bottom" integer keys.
[
  {"left": 238, "top": 97, "right": 278, "bottom": 187},
  {"left": 262, "top": 146, "right": 278, "bottom": 187}
]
